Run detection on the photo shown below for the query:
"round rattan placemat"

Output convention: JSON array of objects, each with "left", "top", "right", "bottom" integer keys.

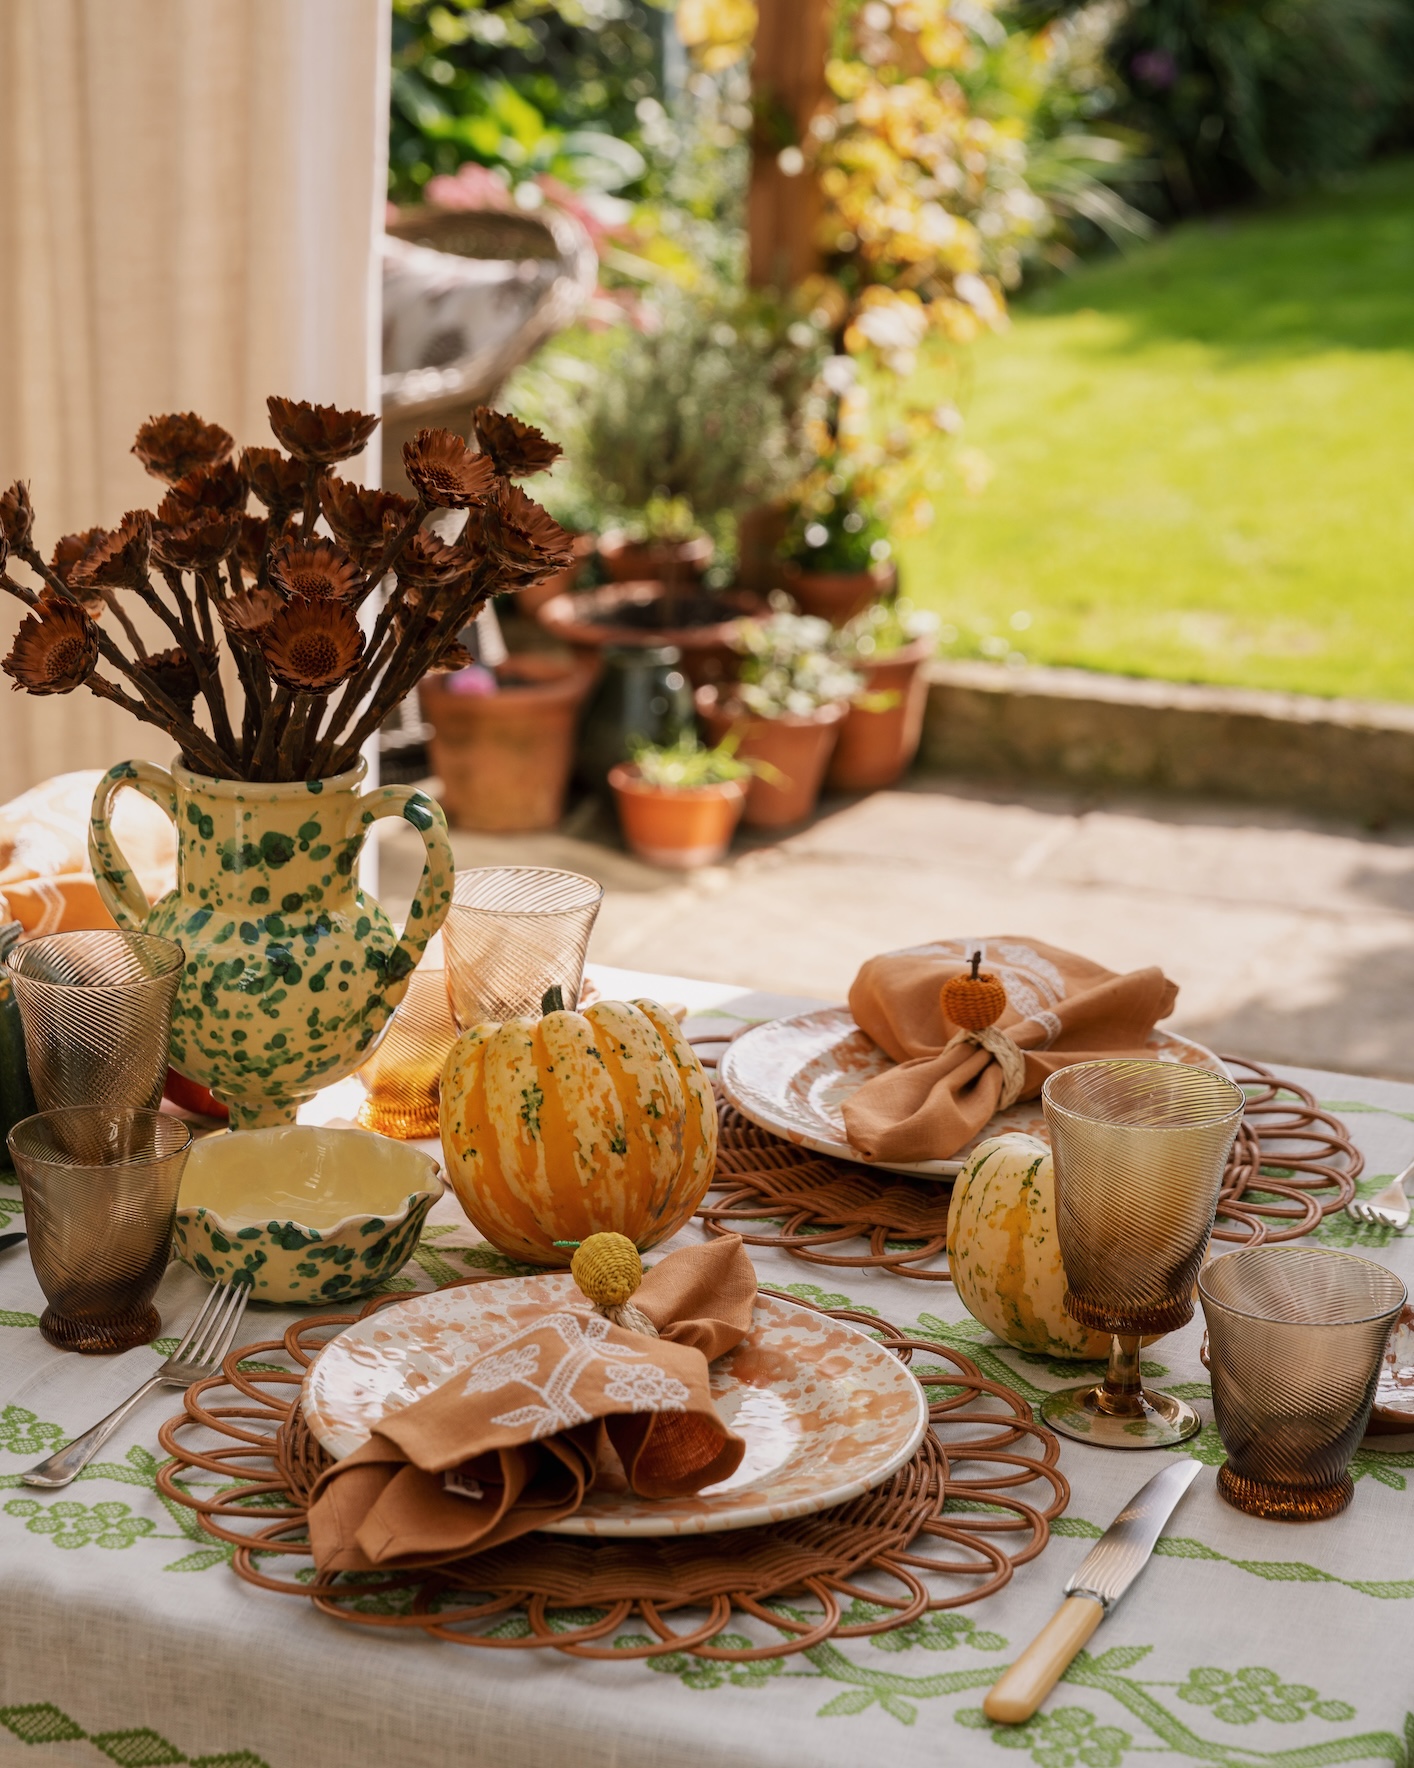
[
  {"left": 156, "top": 1284, "right": 1068, "bottom": 1661},
  {"left": 697, "top": 1051, "right": 1361, "bottom": 1280}
]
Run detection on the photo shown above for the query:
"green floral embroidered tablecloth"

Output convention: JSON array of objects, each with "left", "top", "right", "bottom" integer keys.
[{"left": 2, "top": 973, "right": 1412, "bottom": 1768}]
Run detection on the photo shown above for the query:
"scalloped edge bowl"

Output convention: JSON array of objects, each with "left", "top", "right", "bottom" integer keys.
[{"left": 173, "top": 1125, "right": 443, "bottom": 1306}]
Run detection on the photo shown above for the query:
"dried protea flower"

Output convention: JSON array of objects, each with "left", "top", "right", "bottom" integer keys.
[
  {"left": 318, "top": 475, "right": 417, "bottom": 562},
  {"left": 0, "top": 481, "right": 34, "bottom": 549},
  {"left": 2, "top": 600, "right": 99, "bottom": 695},
  {"left": 392, "top": 528, "right": 472, "bottom": 591},
  {"left": 266, "top": 396, "right": 379, "bottom": 466},
  {"left": 402, "top": 428, "right": 496, "bottom": 508},
  {"left": 50, "top": 528, "right": 107, "bottom": 585},
  {"left": 158, "top": 460, "right": 246, "bottom": 524},
  {"left": 425, "top": 640, "right": 474, "bottom": 672},
  {"left": 472, "top": 407, "right": 562, "bottom": 477},
  {"left": 150, "top": 512, "right": 240, "bottom": 571},
  {"left": 140, "top": 645, "right": 208, "bottom": 719},
  {"left": 240, "top": 447, "right": 307, "bottom": 515},
  {"left": 132, "top": 413, "right": 234, "bottom": 484},
  {"left": 217, "top": 585, "right": 282, "bottom": 636},
  {"left": 492, "top": 481, "right": 576, "bottom": 579},
  {"left": 73, "top": 511, "right": 153, "bottom": 587},
  {"left": 259, "top": 598, "right": 365, "bottom": 693},
  {"left": 268, "top": 538, "right": 361, "bottom": 603}
]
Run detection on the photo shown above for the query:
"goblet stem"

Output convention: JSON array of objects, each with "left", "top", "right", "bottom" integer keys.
[{"left": 1094, "top": 1335, "right": 1145, "bottom": 1416}]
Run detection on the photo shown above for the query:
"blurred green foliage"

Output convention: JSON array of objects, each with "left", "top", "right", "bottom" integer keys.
[{"left": 389, "top": 0, "right": 673, "bottom": 206}]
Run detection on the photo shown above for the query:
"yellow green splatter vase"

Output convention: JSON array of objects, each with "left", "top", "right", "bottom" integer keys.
[{"left": 87, "top": 757, "right": 454, "bottom": 1129}]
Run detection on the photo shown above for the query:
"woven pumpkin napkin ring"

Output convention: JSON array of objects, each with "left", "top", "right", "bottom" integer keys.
[{"left": 941, "top": 952, "right": 1026, "bottom": 1107}]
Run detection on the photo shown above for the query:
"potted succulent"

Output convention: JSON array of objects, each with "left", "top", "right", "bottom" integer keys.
[
  {"left": 697, "top": 611, "right": 862, "bottom": 829},
  {"left": 419, "top": 651, "right": 596, "bottom": 832},
  {"left": 826, "top": 599, "right": 940, "bottom": 793},
  {"left": 0, "top": 400, "right": 574, "bottom": 1125},
  {"left": 608, "top": 733, "right": 758, "bottom": 870},
  {"left": 777, "top": 460, "right": 897, "bottom": 627}
]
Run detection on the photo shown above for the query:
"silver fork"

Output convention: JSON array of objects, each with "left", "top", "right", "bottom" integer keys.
[
  {"left": 21, "top": 1280, "right": 252, "bottom": 1489},
  {"left": 1346, "top": 1157, "right": 1414, "bottom": 1232}
]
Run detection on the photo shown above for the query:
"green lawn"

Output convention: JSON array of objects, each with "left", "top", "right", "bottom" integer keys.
[{"left": 898, "top": 157, "right": 1414, "bottom": 702}]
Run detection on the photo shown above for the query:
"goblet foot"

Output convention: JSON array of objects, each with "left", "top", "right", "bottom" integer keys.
[
  {"left": 1216, "top": 1464, "right": 1353, "bottom": 1521},
  {"left": 1040, "top": 1380, "right": 1201, "bottom": 1449},
  {"left": 40, "top": 1301, "right": 160, "bottom": 1355}
]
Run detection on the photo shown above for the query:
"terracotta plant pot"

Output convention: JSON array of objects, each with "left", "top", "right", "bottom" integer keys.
[
  {"left": 697, "top": 688, "right": 847, "bottom": 829},
  {"left": 779, "top": 559, "right": 897, "bottom": 627},
  {"left": 827, "top": 637, "right": 934, "bottom": 793},
  {"left": 419, "top": 655, "right": 595, "bottom": 833},
  {"left": 537, "top": 581, "right": 763, "bottom": 688},
  {"left": 598, "top": 530, "right": 713, "bottom": 584},
  {"left": 608, "top": 763, "right": 747, "bottom": 870},
  {"left": 516, "top": 531, "right": 596, "bottom": 619}
]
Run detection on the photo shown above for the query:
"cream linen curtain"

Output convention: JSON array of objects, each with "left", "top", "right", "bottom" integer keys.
[{"left": 0, "top": 0, "right": 390, "bottom": 799}]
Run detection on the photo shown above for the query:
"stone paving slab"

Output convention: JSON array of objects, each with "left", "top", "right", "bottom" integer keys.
[{"left": 377, "top": 779, "right": 1414, "bottom": 1081}]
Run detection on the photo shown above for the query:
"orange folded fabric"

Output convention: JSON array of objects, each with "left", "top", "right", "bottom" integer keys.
[
  {"left": 842, "top": 937, "right": 1179, "bottom": 1163},
  {"left": 308, "top": 1236, "right": 756, "bottom": 1573},
  {"left": 0, "top": 771, "right": 176, "bottom": 934}
]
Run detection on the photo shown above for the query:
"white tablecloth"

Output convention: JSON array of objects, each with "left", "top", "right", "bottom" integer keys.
[{"left": 2, "top": 968, "right": 1411, "bottom": 1768}]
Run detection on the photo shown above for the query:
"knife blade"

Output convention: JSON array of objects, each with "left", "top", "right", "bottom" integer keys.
[
  {"left": 0, "top": 1231, "right": 25, "bottom": 1253},
  {"left": 984, "top": 1458, "right": 1201, "bottom": 1724}
]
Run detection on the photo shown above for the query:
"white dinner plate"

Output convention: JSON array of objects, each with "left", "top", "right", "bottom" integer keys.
[
  {"left": 302, "top": 1274, "right": 929, "bottom": 1537},
  {"left": 719, "top": 1004, "right": 1230, "bottom": 1180}
]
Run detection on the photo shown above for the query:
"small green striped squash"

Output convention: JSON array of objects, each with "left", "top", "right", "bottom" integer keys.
[
  {"left": 946, "top": 1133, "right": 1111, "bottom": 1360},
  {"left": 439, "top": 997, "right": 717, "bottom": 1266}
]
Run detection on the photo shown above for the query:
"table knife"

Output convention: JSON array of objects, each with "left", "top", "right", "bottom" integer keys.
[
  {"left": 0, "top": 1230, "right": 25, "bottom": 1253},
  {"left": 984, "top": 1458, "right": 1201, "bottom": 1723}
]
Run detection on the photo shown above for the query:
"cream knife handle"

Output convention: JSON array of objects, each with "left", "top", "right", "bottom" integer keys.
[{"left": 983, "top": 1595, "right": 1105, "bottom": 1724}]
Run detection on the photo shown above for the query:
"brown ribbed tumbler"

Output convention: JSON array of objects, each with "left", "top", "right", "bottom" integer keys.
[
  {"left": 1199, "top": 1245, "right": 1405, "bottom": 1520},
  {"left": 443, "top": 867, "right": 603, "bottom": 1032},
  {"left": 356, "top": 938, "right": 458, "bottom": 1139},
  {"left": 6, "top": 930, "right": 184, "bottom": 1111},
  {"left": 1041, "top": 1058, "right": 1245, "bottom": 1449},
  {"left": 8, "top": 1106, "right": 192, "bottom": 1352}
]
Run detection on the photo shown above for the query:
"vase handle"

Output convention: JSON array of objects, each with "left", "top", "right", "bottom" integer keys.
[
  {"left": 353, "top": 783, "right": 454, "bottom": 1007},
  {"left": 88, "top": 760, "right": 178, "bottom": 931}
]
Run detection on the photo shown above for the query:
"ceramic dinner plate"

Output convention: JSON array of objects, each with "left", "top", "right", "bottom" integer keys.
[
  {"left": 302, "top": 1275, "right": 929, "bottom": 1536},
  {"left": 1369, "top": 1303, "right": 1414, "bottom": 1434},
  {"left": 718, "top": 1003, "right": 1231, "bottom": 1179}
]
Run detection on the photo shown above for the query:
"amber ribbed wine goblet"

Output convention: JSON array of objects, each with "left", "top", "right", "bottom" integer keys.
[{"left": 1041, "top": 1058, "right": 1245, "bottom": 1449}]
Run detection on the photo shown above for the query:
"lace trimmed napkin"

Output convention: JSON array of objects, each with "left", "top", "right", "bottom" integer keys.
[
  {"left": 842, "top": 937, "right": 1178, "bottom": 1163},
  {"left": 308, "top": 1236, "right": 756, "bottom": 1572}
]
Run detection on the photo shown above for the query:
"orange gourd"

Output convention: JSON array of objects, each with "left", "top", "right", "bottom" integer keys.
[
  {"left": 941, "top": 950, "right": 1008, "bottom": 1032},
  {"left": 439, "top": 995, "right": 716, "bottom": 1266}
]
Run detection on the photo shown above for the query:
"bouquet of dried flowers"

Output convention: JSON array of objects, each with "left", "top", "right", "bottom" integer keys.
[{"left": 0, "top": 399, "right": 573, "bottom": 782}]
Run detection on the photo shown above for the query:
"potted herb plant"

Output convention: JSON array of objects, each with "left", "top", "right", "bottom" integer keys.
[
  {"left": 777, "top": 461, "right": 897, "bottom": 627},
  {"left": 827, "top": 599, "right": 940, "bottom": 793},
  {"left": 0, "top": 400, "right": 574, "bottom": 1126},
  {"left": 608, "top": 734, "right": 757, "bottom": 870},
  {"left": 696, "top": 611, "right": 862, "bottom": 829}
]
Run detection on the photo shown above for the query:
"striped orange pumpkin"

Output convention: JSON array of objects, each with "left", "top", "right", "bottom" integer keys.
[{"left": 439, "top": 997, "right": 717, "bottom": 1265}]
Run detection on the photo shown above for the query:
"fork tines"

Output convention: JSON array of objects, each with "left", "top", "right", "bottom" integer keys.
[{"left": 168, "top": 1278, "right": 251, "bottom": 1371}]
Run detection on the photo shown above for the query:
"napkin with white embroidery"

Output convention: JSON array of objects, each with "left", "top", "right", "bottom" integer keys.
[{"left": 308, "top": 1236, "right": 756, "bottom": 1572}]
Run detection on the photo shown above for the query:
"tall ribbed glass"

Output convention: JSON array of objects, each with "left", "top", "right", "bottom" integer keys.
[
  {"left": 1041, "top": 1058, "right": 1245, "bottom": 1449},
  {"left": 442, "top": 867, "right": 603, "bottom": 1031}
]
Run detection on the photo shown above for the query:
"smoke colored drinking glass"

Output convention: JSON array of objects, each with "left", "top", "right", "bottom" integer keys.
[
  {"left": 6, "top": 930, "right": 184, "bottom": 1111},
  {"left": 356, "top": 934, "right": 458, "bottom": 1139},
  {"left": 8, "top": 1106, "right": 193, "bottom": 1353},
  {"left": 1040, "top": 1058, "right": 1246, "bottom": 1449},
  {"left": 442, "top": 868, "right": 603, "bottom": 1032},
  {"left": 1199, "top": 1244, "right": 1405, "bottom": 1520}
]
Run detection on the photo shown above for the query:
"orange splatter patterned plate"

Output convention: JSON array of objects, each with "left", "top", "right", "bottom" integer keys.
[{"left": 302, "top": 1274, "right": 929, "bottom": 1536}]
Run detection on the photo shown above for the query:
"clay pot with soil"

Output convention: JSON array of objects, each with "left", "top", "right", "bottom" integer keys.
[
  {"left": 779, "top": 558, "right": 897, "bottom": 628},
  {"left": 419, "top": 654, "right": 595, "bottom": 832},
  {"left": 597, "top": 529, "right": 713, "bottom": 585},
  {"left": 536, "top": 581, "right": 763, "bottom": 688},
  {"left": 827, "top": 635, "right": 934, "bottom": 793},
  {"left": 696, "top": 687, "right": 848, "bottom": 829},
  {"left": 608, "top": 763, "right": 748, "bottom": 870}
]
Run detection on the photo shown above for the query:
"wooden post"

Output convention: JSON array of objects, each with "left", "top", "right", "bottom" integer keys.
[{"left": 747, "top": 0, "right": 832, "bottom": 292}]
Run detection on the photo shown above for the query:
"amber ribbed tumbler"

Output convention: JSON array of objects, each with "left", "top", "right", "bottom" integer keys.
[
  {"left": 1041, "top": 1058, "right": 1245, "bottom": 1449},
  {"left": 443, "top": 867, "right": 603, "bottom": 1032},
  {"left": 1200, "top": 1245, "right": 1405, "bottom": 1520},
  {"left": 6, "top": 931, "right": 183, "bottom": 1111},
  {"left": 356, "top": 937, "right": 458, "bottom": 1139},
  {"left": 8, "top": 1106, "right": 192, "bottom": 1352}
]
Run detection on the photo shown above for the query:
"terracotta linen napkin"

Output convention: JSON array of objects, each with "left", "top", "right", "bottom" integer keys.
[
  {"left": 308, "top": 1236, "right": 756, "bottom": 1572},
  {"left": 842, "top": 937, "right": 1178, "bottom": 1163},
  {"left": 0, "top": 771, "right": 175, "bottom": 934}
]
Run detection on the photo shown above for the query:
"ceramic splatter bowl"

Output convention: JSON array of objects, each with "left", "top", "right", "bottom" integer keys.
[{"left": 173, "top": 1126, "right": 442, "bottom": 1305}]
